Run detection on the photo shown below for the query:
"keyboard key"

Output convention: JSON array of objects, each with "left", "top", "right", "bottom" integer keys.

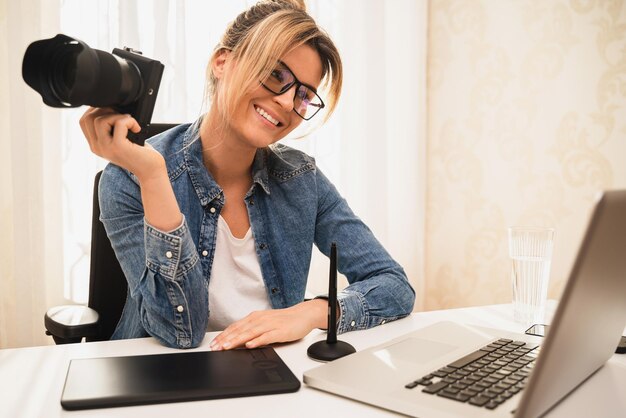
[
  {"left": 475, "top": 381, "right": 491, "bottom": 389},
  {"left": 469, "top": 395, "right": 490, "bottom": 406},
  {"left": 447, "top": 350, "right": 489, "bottom": 368},
  {"left": 482, "top": 390, "right": 499, "bottom": 399},
  {"left": 461, "top": 388, "right": 479, "bottom": 397},
  {"left": 437, "top": 391, "right": 471, "bottom": 402},
  {"left": 501, "top": 390, "right": 515, "bottom": 399},
  {"left": 483, "top": 377, "right": 498, "bottom": 385},
  {"left": 495, "top": 382, "right": 512, "bottom": 390},
  {"left": 468, "top": 384, "right": 485, "bottom": 393},
  {"left": 442, "top": 387, "right": 460, "bottom": 395},
  {"left": 490, "top": 386, "right": 505, "bottom": 395},
  {"left": 485, "top": 400, "right": 500, "bottom": 409},
  {"left": 415, "top": 378, "right": 432, "bottom": 386},
  {"left": 422, "top": 381, "right": 449, "bottom": 394},
  {"left": 405, "top": 381, "right": 418, "bottom": 389}
]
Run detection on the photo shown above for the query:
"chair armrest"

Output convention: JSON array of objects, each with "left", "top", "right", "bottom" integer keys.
[{"left": 44, "top": 305, "right": 100, "bottom": 344}]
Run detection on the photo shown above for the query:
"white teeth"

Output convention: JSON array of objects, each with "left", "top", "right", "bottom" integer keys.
[{"left": 255, "top": 106, "right": 279, "bottom": 126}]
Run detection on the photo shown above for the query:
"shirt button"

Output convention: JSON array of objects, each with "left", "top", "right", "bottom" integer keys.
[
  {"left": 350, "top": 320, "right": 356, "bottom": 327},
  {"left": 165, "top": 251, "right": 173, "bottom": 259},
  {"left": 177, "top": 305, "right": 184, "bottom": 313},
  {"left": 209, "top": 207, "right": 216, "bottom": 214},
  {"left": 202, "top": 250, "right": 208, "bottom": 256},
  {"left": 381, "top": 320, "right": 386, "bottom": 325}
]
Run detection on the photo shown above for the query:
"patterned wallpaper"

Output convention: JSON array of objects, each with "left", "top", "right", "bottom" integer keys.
[{"left": 425, "top": 0, "right": 626, "bottom": 310}]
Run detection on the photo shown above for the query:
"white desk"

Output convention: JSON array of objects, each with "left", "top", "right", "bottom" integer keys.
[{"left": 2, "top": 303, "right": 625, "bottom": 418}]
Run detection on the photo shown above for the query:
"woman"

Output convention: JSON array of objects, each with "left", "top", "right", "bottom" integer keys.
[{"left": 80, "top": 0, "right": 415, "bottom": 349}]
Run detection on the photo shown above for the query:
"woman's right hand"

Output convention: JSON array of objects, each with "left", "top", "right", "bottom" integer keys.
[
  {"left": 81, "top": 107, "right": 183, "bottom": 231},
  {"left": 79, "top": 107, "right": 166, "bottom": 181}
]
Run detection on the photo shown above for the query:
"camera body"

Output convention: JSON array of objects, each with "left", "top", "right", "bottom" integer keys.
[
  {"left": 110, "top": 47, "right": 163, "bottom": 142},
  {"left": 22, "top": 34, "right": 167, "bottom": 145}
]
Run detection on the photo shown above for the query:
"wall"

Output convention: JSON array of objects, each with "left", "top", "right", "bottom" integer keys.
[{"left": 425, "top": 0, "right": 626, "bottom": 310}]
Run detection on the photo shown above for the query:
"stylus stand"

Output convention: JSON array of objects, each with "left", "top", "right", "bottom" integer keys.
[{"left": 307, "top": 340, "right": 356, "bottom": 362}]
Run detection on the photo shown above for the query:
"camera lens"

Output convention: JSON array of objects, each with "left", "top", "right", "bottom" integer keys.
[
  {"left": 22, "top": 34, "right": 144, "bottom": 109},
  {"left": 48, "top": 45, "right": 81, "bottom": 106}
]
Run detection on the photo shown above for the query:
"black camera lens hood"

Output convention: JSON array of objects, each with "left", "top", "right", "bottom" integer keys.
[{"left": 22, "top": 33, "right": 87, "bottom": 107}]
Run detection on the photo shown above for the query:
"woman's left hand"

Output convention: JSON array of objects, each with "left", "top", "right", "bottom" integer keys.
[{"left": 209, "top": 299, "right": 328, "bottom": 350}]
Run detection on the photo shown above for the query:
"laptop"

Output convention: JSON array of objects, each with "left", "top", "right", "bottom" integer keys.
[
  {"left": 61, "top": 346, "right": 300, "bottom": 410},
  {"left": 304, "top": 190, "right": 626, "bottom": 418}
]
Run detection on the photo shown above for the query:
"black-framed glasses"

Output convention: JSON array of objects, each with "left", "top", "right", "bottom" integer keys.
[{"left": 260, "top": 60, "right": 325, "bottom": 120}]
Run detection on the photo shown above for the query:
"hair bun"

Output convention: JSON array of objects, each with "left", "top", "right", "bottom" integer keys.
[{"left": 269, "top": 0, "right": 307, "bottom": 13}]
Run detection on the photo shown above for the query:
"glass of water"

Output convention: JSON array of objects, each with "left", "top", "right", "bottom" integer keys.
[{"left": 508, "top": 226, "right": 555, "bottom": 325}]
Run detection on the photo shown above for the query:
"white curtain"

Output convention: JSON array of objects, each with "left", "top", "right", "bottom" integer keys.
[
  {"left": 0, "top": 0, "right": 64, "bottom": 348},
  {"left": 0, "top": 0, "right": 427, "bottom": 348}
]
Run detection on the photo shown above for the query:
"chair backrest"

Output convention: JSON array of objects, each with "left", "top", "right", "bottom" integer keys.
[{"left": 86, "top": 171, "right": 128, "bottom": 341}]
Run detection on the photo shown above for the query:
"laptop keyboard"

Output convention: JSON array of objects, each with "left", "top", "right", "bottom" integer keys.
[{"left": 404, "top": 338, "right": 539, "bottom": 410}]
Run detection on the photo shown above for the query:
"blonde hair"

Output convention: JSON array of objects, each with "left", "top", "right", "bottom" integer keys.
[{"left": 205, "top": 0, "right": 342, "bottom": 124}]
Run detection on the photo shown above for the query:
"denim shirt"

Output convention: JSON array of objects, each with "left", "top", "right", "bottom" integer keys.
[{"left": 99, "top": 118, "right": 415, "bottom": 348}]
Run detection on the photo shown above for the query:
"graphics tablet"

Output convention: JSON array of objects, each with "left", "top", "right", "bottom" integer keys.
[{"left": 61, "top": 346, "right": 300, "bottom": 410}]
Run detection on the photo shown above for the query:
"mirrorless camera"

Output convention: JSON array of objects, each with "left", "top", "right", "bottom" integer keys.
[{"left": 22, "top": 33, "right": 168, "bottom": 144}]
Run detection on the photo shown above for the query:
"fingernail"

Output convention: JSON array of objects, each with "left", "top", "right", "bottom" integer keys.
[{"left": 222, "top": 341, "right": 231, "bottom": 349}]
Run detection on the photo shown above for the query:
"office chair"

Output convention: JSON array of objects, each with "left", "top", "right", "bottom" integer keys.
[
  {"left": 44, "top": 171, "right": 128, "bottom": 344},
  {"left": 44, "top": 124, "right": 178, "bottom": 344}
]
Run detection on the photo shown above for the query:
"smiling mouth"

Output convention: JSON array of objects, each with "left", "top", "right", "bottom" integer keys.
[{"left": 254, "top": 105, "right": 281, "bottom": 126}]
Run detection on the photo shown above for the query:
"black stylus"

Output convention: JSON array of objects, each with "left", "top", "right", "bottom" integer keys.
[
  {"left": 307, "top": 242, "right": 356, "bottom": 362},
  {"left": 327, "top": 242, "right": 338, "bottom": 344}
]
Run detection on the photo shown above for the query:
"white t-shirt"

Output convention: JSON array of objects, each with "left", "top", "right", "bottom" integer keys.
[{"left": 206, "top": 216, "right": 272, "bottom": 331}]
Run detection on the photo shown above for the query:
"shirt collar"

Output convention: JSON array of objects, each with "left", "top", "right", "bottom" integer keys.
[
  {"left": 182, "top": 117, "right": 271, "bottom": 206},
  {"left": 182, "top": 118, "right": 223, "bottom": 206}
]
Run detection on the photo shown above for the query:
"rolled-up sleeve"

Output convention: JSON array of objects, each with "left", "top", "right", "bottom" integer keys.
[
  {"left": 99, "top": 164, "right": 208, "bottom": 348},
  {"left": 313, "top": 168, "right": 415, "bottom": 334}
]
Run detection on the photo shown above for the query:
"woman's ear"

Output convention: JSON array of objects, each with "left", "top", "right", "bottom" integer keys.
[{"left": 211, "top": 49, "right": 231, "bottom": 80}]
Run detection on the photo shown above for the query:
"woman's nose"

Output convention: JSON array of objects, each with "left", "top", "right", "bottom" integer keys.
[{"left": 272, "top": 85, "right": 296, "bottom": 112}]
